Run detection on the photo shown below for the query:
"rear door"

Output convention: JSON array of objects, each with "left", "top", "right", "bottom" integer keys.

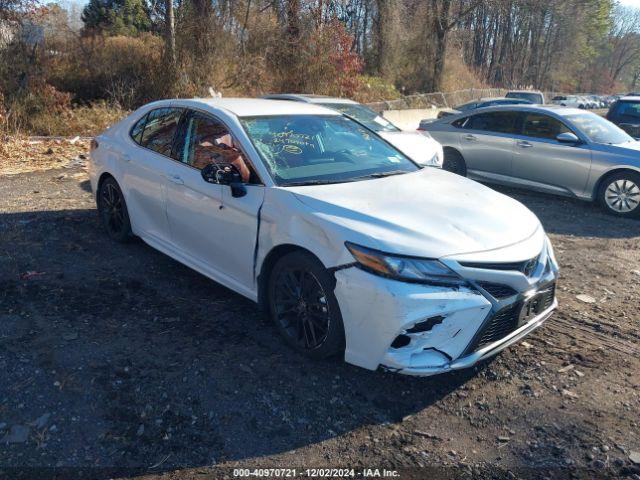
[
  {"left": 457, "top": 111, "right": 522, "bottom": 179},
  {"left": 511, "top": 112, "right": 592, "bottom": 196},
  {"left": 122, "top": 107, "right": 183, "bottom": 243}
]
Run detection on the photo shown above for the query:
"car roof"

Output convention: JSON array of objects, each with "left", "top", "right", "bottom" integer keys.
[
  {"left": 440, "top": 104, "right": 587, "bottom": 120},
  {"left": 168, "top": 97, "right": 341, "bottom": 117},
  {"left": 506, "top": 90, "right": 543, "bottom": 94},
  {"left": 619, "top": 96, "right": 640, "bottom": 102},
  {"left": 262, "top": 93, "right": 358, "bottom": 105},
  {"left": 478, "top": 97, "right": 532, "bottom": 103}
]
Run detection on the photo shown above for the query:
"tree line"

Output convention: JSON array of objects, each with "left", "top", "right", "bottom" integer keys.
[{"left": 1, "top": 0, "right": 639, "bottom": 132}]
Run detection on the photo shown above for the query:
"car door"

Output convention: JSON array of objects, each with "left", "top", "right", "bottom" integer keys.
[
  {"left": 511, "top": 112, "right": 592, "bottom": 196},
  {"left": 164, "top": 110, "right": 265, "bottom": 296},
  {"left": 122, "top": 107, "right": 183, "bottom": 244},
  {"left": 457, "top": 111, "right": 521, "bottom": 179}
]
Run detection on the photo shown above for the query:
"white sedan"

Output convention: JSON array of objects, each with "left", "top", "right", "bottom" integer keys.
[{"left": 89, "top": 98, "right": 559, "bottom": 376}]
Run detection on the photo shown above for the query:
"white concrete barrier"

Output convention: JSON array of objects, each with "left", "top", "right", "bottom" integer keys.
[{"left": 381, "top": 108, "right": 445, "bottom": 130}]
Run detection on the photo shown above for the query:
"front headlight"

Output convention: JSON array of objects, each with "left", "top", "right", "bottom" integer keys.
[{"left": 345, "top": 242, "right": 467, "bottom": 287}]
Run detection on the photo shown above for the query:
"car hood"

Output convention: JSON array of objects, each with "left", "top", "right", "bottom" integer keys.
[
  {"left": 378, "top": 131, "right": 442, "bottom": 166},
  {"left": 287, "top": 168, "right": 542, "bottom": 259},
  {"left": 595, "top": 140, "right": 640, "bottom": 156}
]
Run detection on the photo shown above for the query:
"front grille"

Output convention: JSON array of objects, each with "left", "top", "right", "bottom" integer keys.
[
  {"left": 619, "top": 123, "right": 640, "bottom": 138},
  {"left": 473, "top": 304, "right": 520, "bottom": 350},
  {"left": 540, "top": 283, "right": 556, "bottom": 310},
  {"left": 478, "top": 282, "right": 517, "bottom": 299},
  {"left": 460, "top": 255, "right": 540, "bottom": 277},
  {"left": 468, "top": 283, "right": 556, "bottom": 353}
]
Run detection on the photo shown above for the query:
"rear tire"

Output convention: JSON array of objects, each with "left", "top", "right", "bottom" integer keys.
[
  {"left": 267, "top": 251, "right": 345, "bottom": 359},
  {"left": 443, "top": 149, "right": 467, "bottom": 176},
  {"left": 597, "top": 172, "right": 640, "bottom": 218},
  {"left": 97, "top": 177, "right": 132, "bottom": 242}
]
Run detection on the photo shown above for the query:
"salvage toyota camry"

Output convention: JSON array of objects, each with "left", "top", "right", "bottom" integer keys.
[{"left": 89, "top": 98, "right": 559, "bottom": 376}]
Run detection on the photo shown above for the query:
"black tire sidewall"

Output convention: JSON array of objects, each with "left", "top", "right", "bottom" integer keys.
[
  {"left": 443, "top": 149, "right": 467, "bottom": 176},
  {"left": 267, "top": 251, "right": 345, "bottom": 359},
  {"left": 598, "top": 172, "right": 640, "bottom": 218},
  {"left": 98, "top": 177, "right": 132, "bottom": 242}
]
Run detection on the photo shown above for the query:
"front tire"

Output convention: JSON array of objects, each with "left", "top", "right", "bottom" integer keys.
[
  {"left": 443, "top": 149, "right": 467, "bottom": 176},
  {"left": 97, "top": 177, "right": 132, "bottom": 242},
  {"left": 598, "top": 172, "right": 640, "bottom": 218},
  {"left": 267, "top": 251, "right": 345, "bottom": 359}
]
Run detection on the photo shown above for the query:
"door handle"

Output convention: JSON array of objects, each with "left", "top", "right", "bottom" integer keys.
[
  {"left": 166, "top": 174, "right": 184, "bottom": 185},
  {"left": 463, "top": 134, "right": 477, "bottom": 141},
  {"left": 122, "top": 153, "right": 132, "bottom": 162},
  {"left": 517, "top": 141, "right": 533, "bottom": 148}
]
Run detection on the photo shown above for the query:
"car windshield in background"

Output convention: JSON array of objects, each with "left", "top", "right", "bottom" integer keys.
[
  {"left": 566, "top": 113, "right": 633, "bottom": 145},
  {"left": 240, "top": 114, "right": 418, "bottom": 186},
  {"left": 319, "top": 103, "right": 400, "bottom": 133},
  {"left": 506, "top": 92, "right": 542, "bottom": 103}
]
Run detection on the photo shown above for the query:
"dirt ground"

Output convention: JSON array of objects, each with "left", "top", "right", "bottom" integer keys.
[{"left": 1, "top": 140, "right": 639, "bottom": 480}]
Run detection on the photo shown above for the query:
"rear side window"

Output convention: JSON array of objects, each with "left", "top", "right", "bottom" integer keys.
[
  {"left": 522, "top": 113, "right": 571, "bottom": 140},
  {"left": 130, "top": 113, "right": 147, "bottom": 144},
  {"left": 465, "top": 111, "right": 522, "bottom": 134},
  {"left": 139, "top": 108, "right": 183, "bottom": 157},
  {"left": 451, "top": 117, "right": 467, "bottom": 128}
]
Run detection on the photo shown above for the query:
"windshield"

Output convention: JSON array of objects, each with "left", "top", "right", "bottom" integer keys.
[
  {"left": 565, "top": 113, "right": 633, "bottom": 144},
  {"left": 506, "top": 92, "right": 542, "bottom": 104},
  {"left": 319, "top": 103, "right": 400, "bottom": 132},
  {"left": 240, "top": 114, "right": 418, "bottom": 186}
]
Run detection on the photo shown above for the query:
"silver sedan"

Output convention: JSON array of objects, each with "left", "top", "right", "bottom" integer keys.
[{"left": 419, "top": 105, "right": 640, "bottom": 218}]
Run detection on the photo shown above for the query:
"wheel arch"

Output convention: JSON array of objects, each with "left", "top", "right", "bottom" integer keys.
[
  {"left": 593, "top": 167, "right": 640, "bottom": 199},
  {"left": 96, "top": 172, "right": 116, "bottom": 205},
  {"left": 257, "top": 244, "right": 329, "bottom": 311}
]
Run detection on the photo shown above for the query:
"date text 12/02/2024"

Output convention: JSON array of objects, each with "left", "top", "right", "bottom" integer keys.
[{"left": 232, "top": 468, "right": 400, "bottom": 478}]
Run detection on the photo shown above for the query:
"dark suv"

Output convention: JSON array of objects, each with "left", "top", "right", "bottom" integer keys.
[{"left": 606, "top": 96, "right": 640, "bottom": 139}]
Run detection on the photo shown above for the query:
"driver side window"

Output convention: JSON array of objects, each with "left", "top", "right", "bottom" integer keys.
[
  {"left": 178, "top": 112, "right": 259, "bottom": 184},
  {"left": 522, "top": 113, "right": 571, "bottom": 140}
]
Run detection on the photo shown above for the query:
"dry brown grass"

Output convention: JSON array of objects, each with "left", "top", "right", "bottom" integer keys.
[{"left": 0, "top": 136, "right": 90, "bottom": 175}]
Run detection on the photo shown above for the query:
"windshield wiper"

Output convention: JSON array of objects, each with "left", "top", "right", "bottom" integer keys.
[
  {"left": 283, "top": 179, "right": 348, "bottom": 186},
  {"left": 281, "top": 170, "right": 411, "bottom": 187},
  {"left": 351, "top": 169, "right": 411, "bottom": 181}
]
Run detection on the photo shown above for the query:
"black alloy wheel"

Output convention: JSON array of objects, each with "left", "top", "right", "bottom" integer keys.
[
  {"left": 268, "top": 251, "right": 345, "bottom": 359},
  {"left": 98, "top": 177, "right": 132, "bottom": 242}
]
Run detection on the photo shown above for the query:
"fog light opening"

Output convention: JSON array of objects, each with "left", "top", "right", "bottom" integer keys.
[
  {"left": 391, "top": 334, "right": 411, "bottom": 349},
  {"left": 405, "top": 315, "right": 445, "bottom": 334}
]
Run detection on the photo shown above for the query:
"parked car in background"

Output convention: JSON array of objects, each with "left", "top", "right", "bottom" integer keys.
[
  {"left": 551, "top": 95, "right": 586, "bottom": 109},
  {"left": 606, "top": 96, "right": 640, "bottom": 139},
  {"left": 505, "top": 90, "right": 545, "bottom": 104},
  {"left": 587, "top": 95, "right": 604, "bottom": 108},
  {"left": 436, "top": 97, "right": 533, "bottom": 119},
  {"left": 89, "top": 98, "right": 559, "bottom": 376},
  {"left": 262, "top": 94, "right": 443, "bottom": 168},
  {"left": 419, "top": 105, "right": 640, "bottom": 218}
]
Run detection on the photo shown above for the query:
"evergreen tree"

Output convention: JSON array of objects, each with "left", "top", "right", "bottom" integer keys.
[{"left": 81, "top": 0, "right": 151, "bottom": 36}]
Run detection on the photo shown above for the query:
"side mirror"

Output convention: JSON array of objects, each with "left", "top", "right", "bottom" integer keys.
[
  {"left": 200, "top": 163, "right": 247, "bottom": 198},
  {"left": 556, "top": 132, "right": 580, "bottom": 144}
]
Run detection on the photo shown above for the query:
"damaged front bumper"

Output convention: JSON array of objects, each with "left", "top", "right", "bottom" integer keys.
[{"left": 333, "top": 239, "right": 558, "bottom": 376}]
